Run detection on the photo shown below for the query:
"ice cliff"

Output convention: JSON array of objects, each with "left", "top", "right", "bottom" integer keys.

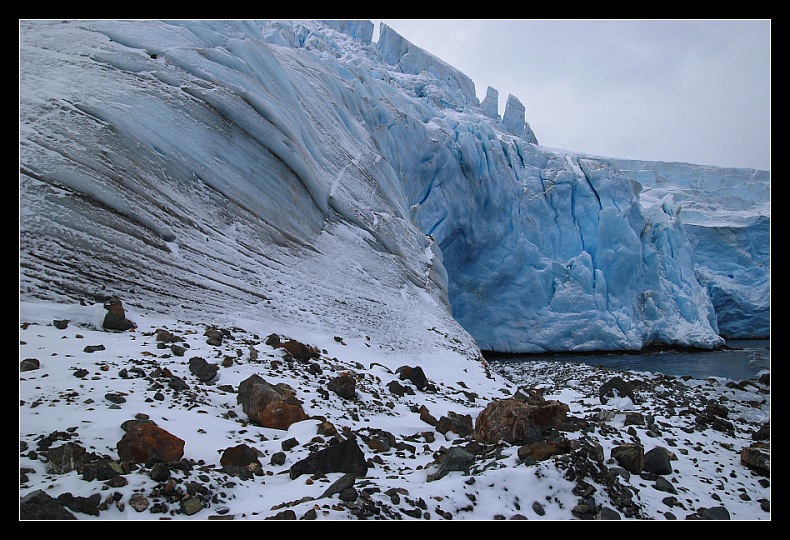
[{"left": 19, "top": 20, "right": 769, "bottom": 355}]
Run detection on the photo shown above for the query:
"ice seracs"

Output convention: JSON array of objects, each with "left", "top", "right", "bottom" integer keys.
[
  {"left": 480, "top": 86, "right": 499, "bottom": 120},
  {"left": 502, "top": 93, "right": 538, "bottom": 144}
]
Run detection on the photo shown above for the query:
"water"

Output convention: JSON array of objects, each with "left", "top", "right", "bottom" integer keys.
[{"left": 486, "top": 339, "right": 770, "bottom": 381}]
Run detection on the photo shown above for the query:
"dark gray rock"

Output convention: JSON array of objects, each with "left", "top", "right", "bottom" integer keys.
[
  {"left": 644, "top": 446, "right": 673, "bottom": 475},
  {"left": 611, "top": 444, "right": 644, "bottom": 474},
  {"left": 597, "top": 507, "right": 621, "bottom": 520},
  {"left": 320, "top": 472, "right": 357, "bottom": 498},
  {"left": 57, "top": 492, "right": 101, "bottom": 516},
  {"left": 189, "top": 356, "right": 219, "bottom": 382},
  {"left": 428, "top": 447, "right": 476, "bottom": 481},
  {"left": 328, "top": 374, "right": 357, "bottom": 399},
  {"left": 289, "top": 437, "right": 368, "bottom": 479},
  {"left": 697, "top": 506, "right": 731, "bottom": 520},
  {"left": 654, "top": 476, "right": 677, "bottom": 494},
  {"left": 45, "top": 442, "right": 90, "bottom": 474},
  {"left": 150, "top": 461, "right": 171, "bottom": 481},
  {"left": 396, "top": 365, "right": 429, "bottom": 390},
  {"left": 20, "top": 358, "right": 40, "bottom": 372},
  {"left": 20, "top": 489, "right": 77, "bottom": 520},
  {"left": 599, "top": 376, "right": 636, "bottom": 404}
]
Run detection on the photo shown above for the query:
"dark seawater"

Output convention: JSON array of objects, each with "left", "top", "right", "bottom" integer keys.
[{"left": 486, "top": 339, "right": 770, "bottom": 381}]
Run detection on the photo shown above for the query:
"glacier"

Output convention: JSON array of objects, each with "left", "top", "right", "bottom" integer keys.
[{"left": 18, "top": 19, "right": 769, "bottom": 356}]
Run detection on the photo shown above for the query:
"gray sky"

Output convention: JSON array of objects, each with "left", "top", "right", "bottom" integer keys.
[{"left": 372, "top": 19, "right": 771, "bottom": 171}]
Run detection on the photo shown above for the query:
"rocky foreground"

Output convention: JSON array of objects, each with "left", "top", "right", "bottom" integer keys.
[{"left": 19, "top": 302, "right": 770, "bottom": 520}]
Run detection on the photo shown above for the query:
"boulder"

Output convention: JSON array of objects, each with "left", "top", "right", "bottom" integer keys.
[
  {"left": 289, "top": 437, "right": 368, "bottom": 479},
  {"left": 116, "top": 422, "right": 185, "bottom": 464},
  {"left": 237, "top": 374, "right": 308, "bottom": 430},
  {"left": 474, "top": 398, "right": 569, "bottom": 445}
]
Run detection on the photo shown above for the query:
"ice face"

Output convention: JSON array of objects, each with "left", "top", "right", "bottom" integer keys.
[{"left": 19, "top": 20, "right": 768, "bottom": 355}]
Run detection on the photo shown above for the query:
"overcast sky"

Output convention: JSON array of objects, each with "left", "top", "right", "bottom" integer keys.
[{"left": 372, "top": 19, "right": 771, "bottom": 171}]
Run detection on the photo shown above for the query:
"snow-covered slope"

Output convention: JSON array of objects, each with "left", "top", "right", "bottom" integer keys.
[
  {"left": 19, "top": 19, "right": 768, "bottom": 355},
  {"left": 19, "top": 19, "right": 477, "bottom": 363}
]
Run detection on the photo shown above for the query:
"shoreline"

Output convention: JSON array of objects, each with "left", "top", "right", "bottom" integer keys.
[{"left": 482, "top": 338, "right": 770, "bottom": 361}]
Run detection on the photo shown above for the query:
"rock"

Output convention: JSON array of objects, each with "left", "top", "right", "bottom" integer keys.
[
  {"left": 695, "top": 506, "right": 731, "bottom": 520},
  {"left": 281, "top": 437, "right": 299, "bottom": 451},
  {"left": 654, "top": 476, "right": 677, "bottom": 494},
  {"left": 418, "top": 405, "right": 439, "bottom": 426},
  {"left": 169, "top": 376, "right": 190, "bottom": 391},
  {"left": 128, "top": 493, "right": 150, "bottom": 512},
  {"left": 180, "top": 497, "right": 203, "bottom": 516},
  {"left": 45, "top": 442, "right": 90, "bottom": 474},
  {"left": 57, "top": 492, "right": 101, "bottom": 516},
  {"left": 204, "top": 328, "right": 224, "bottom": 346},
  {"left": 611, "top": 444, "right": 644, "bottom": 474},
  {"left": 741, "top": 443, "right": 770, "bottom": 474},
  {"left": 20, "top": 489, "right": 77, "bottom": 520},
  {"left": 338, "top": 487, "right": 357, "bottom": 502},
  {"left": 20, "top": 358, "right": 40, "bottom": 372},
  {"left": 81, "top": 459, "right": 125, "bottom": 481},
  {"left": 53, "top": 319, "right": 69, "bottom": 329},
  {"left": 102, "top": 297, "right": 134, "bottom": 331},
  {"left": 387, "top": 380, "right": 413, "bottom": 396},
  {"left": 517, "top": 441, "right": 571, "bottom": 461},
  {"left": 289, "top": 437, "right": 368, "bottom": 479},
  {"left": 270, "top": 337, "right": 320, "bottom": 361},
  {"left": 155, "top": 329, "right": 181, "bottom": 343},
  {"left": 428, "top": 447, "right": 476, "bottom": 481},
  {"left": 597, "top": 507, "right": 622, "bottom": 520},
  {"left": 320, "top": 471, "right": 357, "bottom": 498},
  {"left": 116, "top": 422, "right": 185, "bottom": 464},
  {"left": 328, "top": 374, "right": 357, "bottom": 399},
  {"left": 599, "top": 376, "right": 636, "bottom": 404},
  {"left": 150, "top": 461, "right": 171, "bottom": 481},
  {"left": 237, "top": 374, "right": 309, "bottom": 430},
  {"left": 188, "top": 356, "right": 219, "bottom": 382},
  {"left": 105, "top": 392, "right": 126, "bottom": 404},
  {"left": 474, "top": 398, "right": 569, "bottom": 445},
  {"left": 752, "top": 423, "right": 770, "bottom": 441},
  {"left": 220, "top": 443, "right": 263, "bottom": 476},
  {"left": 396, "top": 365, "right": 430, "bottom": 390},
  {"left": 436, "top": 411, "right": 474, "bottom": 437},
  {"left": 644, "top": 446, "right": 674, "bottom": 475},
  {"left": 624, "top": 412, "right": 645, "bottom": 426}
]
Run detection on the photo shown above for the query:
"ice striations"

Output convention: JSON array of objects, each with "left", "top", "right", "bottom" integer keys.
[{"left": 19, "top": 20, "right": 769, "bottom": 356}]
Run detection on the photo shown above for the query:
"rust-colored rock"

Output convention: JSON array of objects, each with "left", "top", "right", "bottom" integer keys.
[
  {"left": 524, "top": 400, "right": 570, "bottom": 428},
  {"left": 254, "top": 401, "right": 310, "bottom": 430},
  {"left": 268, "top": 337, "right": 320, "bottom": 361},
  {"left": 220, "top": 443, "right": 262, "bottom": 468},
  {"left": 474, "top": 398, "right": 570, "bottom": 445},
  {"left": 237, "top": 374, "right": 309, "bottom": 430},
  {"left": 116, "top": 423, "right": 185, "bottom": 464},
  {"left": 517, "top": 441, "right": 572, "bottom": 461}
]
